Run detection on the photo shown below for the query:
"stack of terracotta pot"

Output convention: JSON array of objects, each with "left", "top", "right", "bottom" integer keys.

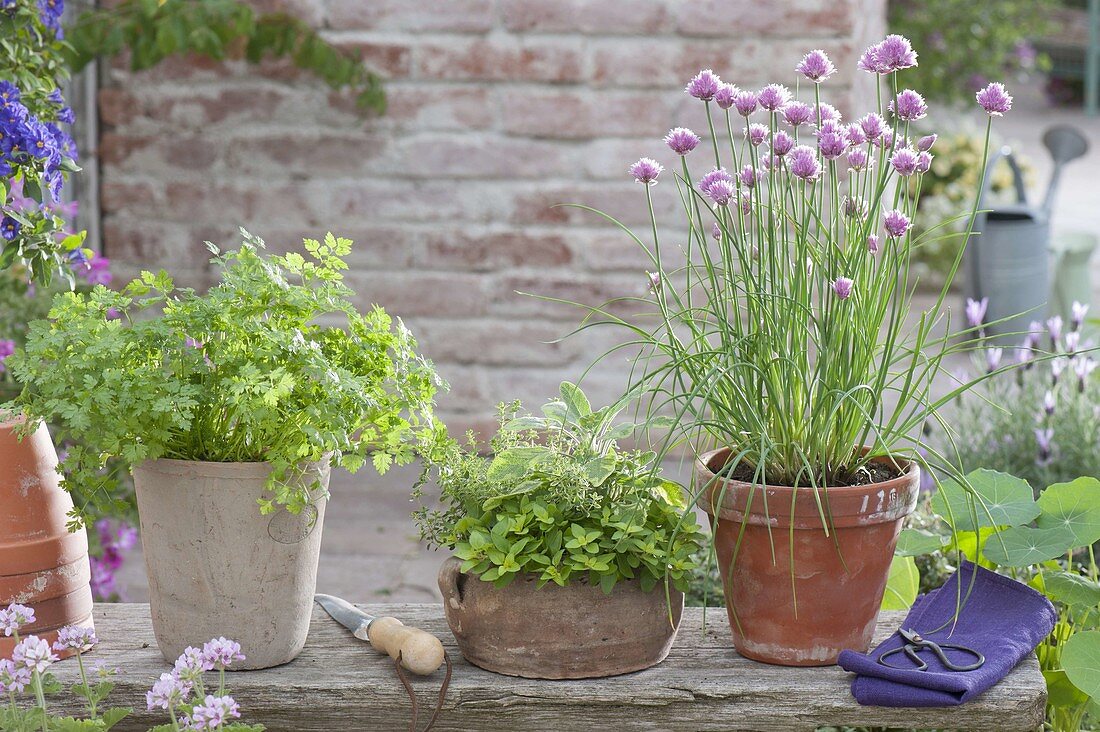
[{"left": 0, "top": 415, "right": 94, "bottom": 659}]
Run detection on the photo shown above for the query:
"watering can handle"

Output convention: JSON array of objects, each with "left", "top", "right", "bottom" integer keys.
[{"left": 978, "top": 146, "right": 1027, "bottom": 209}]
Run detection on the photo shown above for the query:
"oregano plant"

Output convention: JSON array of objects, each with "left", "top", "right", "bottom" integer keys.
[{"left": 8, "top": 229, "right": 441, "bottom": 526}]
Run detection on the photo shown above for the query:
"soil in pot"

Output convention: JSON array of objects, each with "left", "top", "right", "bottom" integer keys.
[
  {"left": 698, "top": 447, "right": 920, "bottom": 667},
  {"left": 438, "top": 557, "right": 683, "bottom": 679}
]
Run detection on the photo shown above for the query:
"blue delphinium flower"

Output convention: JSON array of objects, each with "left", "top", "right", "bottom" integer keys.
[{"left": 1, "top": 216, "right": 20, "bottom": 241}]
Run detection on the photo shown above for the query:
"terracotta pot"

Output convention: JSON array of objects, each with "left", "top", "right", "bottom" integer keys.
[
  {"left": 439, "top": 556, "right": 683, "bottom": 679},
  {"left": 698, "top": 447, "right": 919, "bottom": 666},
  {"left": 133, "top": 458, "right": 329, "bottom": 670},
  {"left": 0, "top": 416, "right": 94, "bottom": 660}
]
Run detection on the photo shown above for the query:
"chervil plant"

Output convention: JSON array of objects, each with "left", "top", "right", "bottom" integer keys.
[
  {"left": 414, "top": 382, "right": 704, "bottom": 593},
  {"left": 9, "top": 229, "right": 441, "bottom": 524}
]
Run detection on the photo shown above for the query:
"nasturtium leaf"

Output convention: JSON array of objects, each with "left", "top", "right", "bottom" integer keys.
[
  {"left": 1062, "top": 630, "right": 1100, "bottom": 699},
  {"left": 895, "top": 528, "right": 948, "bottom": 557},
  {"left": 1042, "top": 571, "right": 1100, "bottom": 611},
  {"left": 1042, "top": 668, "right": 1091, "bottom": 709},
  {"left": 880, "top": 555, "right": 919, "bottom": 610},
  {"left": 559, "top": 381, "right": 591, "bottom": 421},
  {"left": 931, "top": 469, "right": 1039, "bottom": 531},
  {"left": 983, "top": 525, "right": 1077, "bottom": 567},
  {"left": 1036, "top": 477, "right": 1100, "bottom": 548}
]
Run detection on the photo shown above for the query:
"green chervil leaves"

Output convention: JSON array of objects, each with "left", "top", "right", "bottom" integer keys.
[{"left": 9, "top": 229, "right": 441, "bottom": 524}]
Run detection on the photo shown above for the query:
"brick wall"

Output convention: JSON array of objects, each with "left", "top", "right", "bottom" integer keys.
[{"left": 97, "top": 0, "right": 886, "bottom": 436}]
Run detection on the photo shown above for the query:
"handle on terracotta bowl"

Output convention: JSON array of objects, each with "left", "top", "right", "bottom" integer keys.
[{"left": 438, "top": 558, "right": 467, "bottom": 609}]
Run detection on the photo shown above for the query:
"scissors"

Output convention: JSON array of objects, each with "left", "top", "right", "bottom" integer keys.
[{"left": 876, "top": 628, "right": 985, "bottom": 672}]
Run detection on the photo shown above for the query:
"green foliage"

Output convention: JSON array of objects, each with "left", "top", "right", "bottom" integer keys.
[
  {"left": 9, "top": 229, "right": 441, "bottom": 525},
  {"left": 65, "top": 0, "right": 385, "bottom": 113},
  {"left": 888, "top": 0, "right": 1055, "bottom": 106},
  {"left": 0, "top": 663, "right": 130, "bottom": 732},
  {"left": 414, "top": 382, "right": 705, "bottom": 593},
  {"left": 881, "top": 555, "right": 920, "bottom": 611},
  {"left": 931, "top": 469, "right": 1040, "bottom": 532}
]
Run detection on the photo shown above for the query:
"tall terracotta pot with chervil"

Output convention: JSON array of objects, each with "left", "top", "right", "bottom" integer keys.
[
  {"left": 8, "top": 230, "right": 440, "bottom": 669},
  {"left": 561, "top": 36, "right": 1017, "bottom": 664}
]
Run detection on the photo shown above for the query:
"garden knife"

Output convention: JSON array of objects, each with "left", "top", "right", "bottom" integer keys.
[{"left": 314, "top": 594, "right": 445, "bottom": 675}]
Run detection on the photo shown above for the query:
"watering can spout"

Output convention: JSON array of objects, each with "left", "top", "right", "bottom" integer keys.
[{"left": 1041, "top": 125, "right": 1089, "bottom": 216}]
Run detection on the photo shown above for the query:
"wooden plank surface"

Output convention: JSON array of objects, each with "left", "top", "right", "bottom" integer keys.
[{"left": 36, "top": 604, "right": 1045, "bottom": 732}]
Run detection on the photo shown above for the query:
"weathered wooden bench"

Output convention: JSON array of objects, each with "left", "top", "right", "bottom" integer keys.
[{"left": 43, "top": 603, "right": 1046, "bottom": 731}]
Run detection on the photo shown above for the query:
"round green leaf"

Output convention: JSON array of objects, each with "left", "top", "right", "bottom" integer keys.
[
  {"left": 983, "top": 525, "right": 1078, "bottom": 567},
  {"left": 1062, "top": 630, "right": 1100, "bottom": 699},
  {"left": 931, "top": 469, "right": 1040, "bottom": 531},
  {"left": 880, "top": 555, "right": 919, "bottom": 611},
  {"left": 1042, "top": 571, "right": 1100, "bottom": 611},
  {"left": 1036, "top": 477, "right": 1100, "bottom": 548},
  {"left": 895, "top": 528, "right": 948, "bottom": 557}
]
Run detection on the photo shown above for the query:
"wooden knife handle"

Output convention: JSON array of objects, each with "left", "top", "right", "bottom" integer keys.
[{"left": 367, "top": 616, "right": 445, "bottom": 675}]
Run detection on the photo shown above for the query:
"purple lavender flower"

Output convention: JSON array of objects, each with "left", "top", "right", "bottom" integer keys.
[
  {"left": 772, "top": 130, "right": 794, "bottom": 156},
  {"left": 796, "top": 49, "right": 836, "bottom": 82},
  {"left": 788, "top": 145, "right": 821, "bottom": 181},
  {"left": 1025, "top": 320, "right": 1044, "bottom": 350},
  {"left": 1052, "top": 357, "right": 1068, "bottom": 384},
  {"left": 706, "top": 179, "right": 736, "bottom": 206},
  {"left": 732, "top": 89, "right": 758, "bottom": 116},
  {"left": 976, "top": 82, "right": 1013, "bottom": 116},
  {"left": 883, "top": 209, "right": 910, "bottom": 238},
  {"left": 818, "top": 130, "right": 847, "bottom": 160},
  {"left": 53, "top": 625, "right": 97, "bottom": 653},
  {"left": 916, "top": 151, "right": 933, "bottom": 174},
  {"left": 1074, "top": 357, "right": 1098, "bottom": 391},
  {"left": 629, "top": 158, "right": 663, "bottom": 185},
  {"left": 757, "top": 84, "right": 791, "bottom": 111},
  {"left": 875, "top": 35, "right": 919, "bottom": 72},
  {"left": 1065, "top": 331, "right": 1080, "bottom": 355},
  {"left": 699, "top": 167, "right": 733, "bottom": 195},
  {"left": 0, "top": 659, "right": 31, "bottom": 695},
  {"left": 832, "top": 277, "right": 854, "bottom": 300},
  {"left": 13, "top": 635, "right": 57, "bottom": 673},
  {"left": 846, "top": 147, "right": 869, "bottom": 171},
  {"left": 1017, "top": 346, "right": 1035, "bottom": 369},
  {"left": 664, "top": 127, "right": 700, "bottom": 156},
  {"left": 685, "top": 69, "right": 722, "bottom": 101},
  {"left": 146, "top": 671, "right": 191, "bottom": 711},
  {"left": 714, "top": 83, "right": 738, "bottom": 110},
  {"left": 1034, "top": 427, "right": 1054, "bottom": 463},
  {"left": 202, "top": 637, "right": 245, "bottom": 668},
  {"left": 845, "top": 123, "right": 867, "bottom": 146},
  {"left": 965, "top": 297, "right": 988, "bottom": 329},
  {"left": 745, "top": 123, "right": 769, "bottom": 147},
  {"left": 985, "top": 347, "right": 1003, "bottom": 373},
  {"left": 781, "top": 101, "right": 814, "bottom": 128},
  {"left": 917, "top": 134, "right": 938, "bottom": 152},
  {"left": 1071, "top": 301, "right": 1089, "bottom": 330},
  {"left": 1042, "top": 390, "right": 1056, "bottom": 417},
  {"left": 889, "top": 89, "right": 928, "bottom": 121},
  {"left": 0, "top": 604, "right": 35, "bottom": 636},
  {"left": 187, "top": 695, "right": 241, "bottom": 730},
  {"left": 867, "top": 234, "right": 880, "bottom": 253},
  {"left": 1047, "top": 315, "right": 1064, "bottom": 346},
  {"left": 859, "top": 113, "right": 887, "bottom": 141},
  {"left": 890, "top": 147, "right": 919, "bottom": 176}
]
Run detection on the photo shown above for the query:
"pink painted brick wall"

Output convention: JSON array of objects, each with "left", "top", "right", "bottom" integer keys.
[{"left": 98, "top": 0, "right": 886, "bottom": 435}]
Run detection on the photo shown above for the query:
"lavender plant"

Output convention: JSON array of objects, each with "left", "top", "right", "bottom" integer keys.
[{"left": 569, "top": 37, "right": 1013, "bottom": 501}]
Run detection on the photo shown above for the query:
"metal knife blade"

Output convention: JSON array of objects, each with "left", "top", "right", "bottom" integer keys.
[{"left": 315, "top": 593, "right": 374, "bottom": 641}]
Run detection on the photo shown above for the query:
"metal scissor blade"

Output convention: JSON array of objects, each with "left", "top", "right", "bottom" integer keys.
[{"left": 315, "top": 594, "right": 374, "bottom": 640}]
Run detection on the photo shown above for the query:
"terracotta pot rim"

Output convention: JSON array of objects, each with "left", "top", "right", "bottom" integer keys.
[{"left": 697, "top": 446, "right": 916, "bottom": 490}]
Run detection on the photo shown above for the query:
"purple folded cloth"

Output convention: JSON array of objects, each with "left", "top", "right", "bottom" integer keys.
[{"left": 837, "top": 562, "right": 1056, "bottom": 707}]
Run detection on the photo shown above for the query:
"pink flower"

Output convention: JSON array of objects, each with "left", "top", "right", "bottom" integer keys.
[
  {"left": 699, "top": 168, "right": 733, "bottom": 196},
  {"left": 0, "top": 604, "right": 35, "bottom": 636},
  {"left": 976, "top": 82, "right": 1013, "bottom": 116},
  {"left": 889, "top": 89, "right": 928, "bottom": 120},
  {"left": 710, "top": 222, "right": 722, "bottom": 241},
  {"left": 53, "top": 625, "right": 97, "bottom": 653},
  {"left": 0, "top": 339, "right": 15, "bottom": 373},
  {"left": 738, "top": 164, "right": 759, "bottom": 188},
  {"left": 818, "top": 130, "right": 847, "bottom": 160},
  {"left": 796, "top": 49, "right": 836, "bottom": 82},
  {"left": 202, "top": 637, "right": 245, "bottom": 668},
  {"left": 788, "top": 145, "right": 821, "bottom": 181},
  {"left": 890, "top": 147, "right": 920, "bottom": 176},
  {"left": 781, "top": 101, "right": 814, "bottom": 127},
  {"left": 917, "top": 134, "right": 938, "bottom": 152},
  {"left": 757, "top": 83, "right": 791, "bottom": 111},
  {"left": 965, "top": 297, "right": 988, "bottom": 328},
  {"left": 859, "top": 113, "right": 887, "bottom": 141},
  {"left": 845, "top": 123, "right": 867, "bottom": 146},
  {"left": 867, "top": 234, "right": 880, "bottom": 253},
  {"left": 146, "top": 671, "right": 191, "bottom": 711},
  {"left": 714, "top": 82, "right": 738, "bottom": 110},
  {"left": 629, "top": 158, "right": 663, "bottom": 185},
  {"left": 875, "top": 35, "right": 919, "bottom": 73},
  {"left": 732, "top": 89, "right": 758, "bottom": 116},
  {"left": 174, "top": 646, "right": 214, "bottom": 682},
  {"left": 745, "top": 123, "right": 769, "bottom": 147},
  {"left": 832, "top": 277, "right": 854, "bottom": 300},
  {"left": 81, "top": 256, "right": 113, "bottom": 287},
  {"left": 186, "top": 695, "right": 241, "bottom": 730},
  {"left": 772, "top": 130, "right": 794, "bottom": 156},
  {"left": 883, "top": 209, "right": 910, "bottom": 238},
  {"left": 816, "top": 103, "right": 842, "bottom": 123},
  {"left": 13, "top": 635, "right": 57, "bottom": 673},
  {"left": 847, "top": 147, "right": 869, "bottom": 171},
  {"left": 664, "top": 127, "right": 700, "bottom": 156},
  {"left": 706, "top": 179, "right": 736, "bottom": 206},
  {"left": 0, "top": 659, "right": 31, "bottom": 694},
  {"left": 686, "top": 69, "right": 722, "bottom": 101},
  {"left": 916, "top": 151, "right": 933, "bottom": 174}
]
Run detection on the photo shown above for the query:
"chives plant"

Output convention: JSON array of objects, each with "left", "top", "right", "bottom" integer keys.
[{"left": 576, "top": 36, "right": 1014, "bottom": 493}]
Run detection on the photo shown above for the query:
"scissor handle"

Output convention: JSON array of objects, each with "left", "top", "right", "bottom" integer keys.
[
  {"left": 929, "top": 642, "right": 985, "bottom": 672},
  {"left": 877, "top": 640, "right": 985, "bottom": 672}
]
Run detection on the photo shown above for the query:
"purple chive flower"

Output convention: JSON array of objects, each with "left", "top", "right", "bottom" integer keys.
[
  {"left": 772, "top": 130, "right": 794, "bottom": 156},
  {"left": 745, "top": 123, "right": 769, "bottom": 147},
  {"left": 757, "top": 84, "right": 791, "bottom": 111},
  {"left": 732, "top": 89, "right": 758, "bottom": 116},
  {"left": 845, "top": 123, "right": 867, "bottom": 146},
  {"left": 13, "top": 636, "right": 57, "bottom": 673},
  {"left": 202, "top": 637, "right": 245, "bottom": 668},
  {"left": 875, "top": 35, "right": 919, "bottom": 73},
  {"left": 965, "top": 297, "right": 988, "bottom": 329},
  {"left": 847, "top": 147, "right": 870, "bottom": 171},
  {"left": 647, "top": 271, "right": 661, "bottom": 293},
  {"left": 686, "top": 69, "right": 722, "bottom": 101},
  {"left": 1035, "top": 427, "right": 1054, "bottom": 463},
  {"left": 818, "top": 130, "right": 848, "bottom": 160},
  {"left": 883, "top": 209, "right": 910, "bottom": 238},
  {"left": 699, "top": 167, "right": 733, "bottom": 195},
  {"left": 867, "top": 234, "right": 880, "bottom": 253},
  {"left": 629, "top": 157, "right": 663, "bottom": 185},
  {"left": 857, "top": 45, "right": 882, "bottom": 74},
  {"left": 817, "top": 103, "right": 842, "bottom": 123},
  {"left": 711, "top": 222, "right": 722, "bottom": 241},
  {"left": 738, "top": 164, "right": 759, "bottom": 188},
  {"left": 714, "top": 82, "right": 738, "bottom": 110},
  {"left": 0, "top": 604, "right": 35, "bottom": 636},
  {"left": 187, "top": 695, "right": 241, "bottom": 730},
  {"left": 1, "top": 216, "right": 19, "bottom": 241},
  {"left": 1042, "top": 390, "right": 1056, "bottom": 417},
  {"left": 1047, "top": 315, "right": 1064, "bottom": 346},
  {"left": 0, "top": 659, "right": 31, "bottom": 695},
  {"left": 985, "top": 347, "right": 1003, "bottom": 373},
  {"left": 796, "top": 49, "right": 836, "bottom": 82},
  {"left": 859, "top": 113, "right": 887, "bottom": 141},
  {"left": 976, "top": 82, "right": 1013, "bottom": 116},
  {"left": 146, "top": 671, "right": 191, "bottom": 711},
  {"left": 53, "top": 625, "right": 97, "bottom": 653},
  {"left": 889, "top": 89, "right": 928, "bottom": 121},
  {"left": 1071, "top": 301, "right": 1089, "bottom": 330},
  {"left": 843, "top": 196, "right": 868, "bottom": 220},
  {"left": 916, "top": 151, "right": 933, "bottom": 174},
  {"left": 706, "top": 179, "right": 737, "bottom": 206},
  {"left": 664, "top": 127, "right": 700, "bottom": 156},
  {"left": 789, "top": 145, "right": 821, "bottom": 181},
  {"left": 890, "top": 147, "right": 920, "bottom": 176},
  {"left": 917, "top": 133, "right": 938, "bottom": 152},
  {"left": 832, "top": 277, "right": 854, "bottom": 300},
  {"left": 782, "top": 101, "right": 814, "bottom": 127}
]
